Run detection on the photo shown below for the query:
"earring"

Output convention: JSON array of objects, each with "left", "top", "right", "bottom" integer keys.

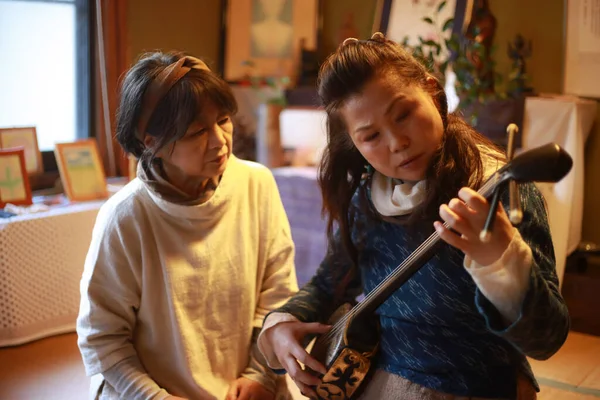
[{"left": 365, "top": 164, "right": 374, "bottom": 175}]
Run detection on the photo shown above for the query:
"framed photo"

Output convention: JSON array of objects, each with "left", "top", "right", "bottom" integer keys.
[
  {"left": 0, "top": 147, "right": 33, "bottom": 208},
  {"left": 373, "top": 0, "right": 468, "bottom": 46},
  {"left": 221, "top": 0, "right": 320, "bottom": 82},
  {"left": 0, "top": 127, "right": 43, "bottom": 175},
  {"left": 54, "top": 139, "right": 108, "bottom": 202}
]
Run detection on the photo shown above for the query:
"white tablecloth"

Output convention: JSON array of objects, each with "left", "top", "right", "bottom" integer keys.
[
  {"left": 522, "top": 96, "right": 597, "bottom": 286},
  {"left": 0, "top": 201, "right": 103, "bottom": 346}
]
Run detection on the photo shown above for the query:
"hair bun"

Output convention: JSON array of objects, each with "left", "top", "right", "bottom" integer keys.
[
  {"left": 370, "top": 32, "right": 386, "bottom": 42},
  {"left": 342, "top": 37, "right": 359, "bottom": 46}
]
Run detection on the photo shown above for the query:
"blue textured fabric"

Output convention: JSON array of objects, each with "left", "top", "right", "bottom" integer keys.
[{"left": 272, "top": 180, "right": 570, "bottom": 399}]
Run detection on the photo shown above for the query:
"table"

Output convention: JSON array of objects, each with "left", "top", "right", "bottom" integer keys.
[{"left": 0, "top": 201, "right": 103, "bottom": 346}]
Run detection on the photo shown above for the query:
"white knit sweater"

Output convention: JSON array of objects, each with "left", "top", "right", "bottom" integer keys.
[{"left": 77, "top": 156, "right": 298, "bottom": 399}]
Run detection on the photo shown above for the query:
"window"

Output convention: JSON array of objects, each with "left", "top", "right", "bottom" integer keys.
[{"left": 0, "top": 0, "right": 90, "bottom": 158}]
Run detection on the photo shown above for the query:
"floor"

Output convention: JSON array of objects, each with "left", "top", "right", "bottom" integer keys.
[{"left": 0, "top": 331, "right": 599, "bottom": 399}]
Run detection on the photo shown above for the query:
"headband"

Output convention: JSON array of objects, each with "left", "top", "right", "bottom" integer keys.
[{"left": 136, "top": 56, "right": 210, "bottom": 139}]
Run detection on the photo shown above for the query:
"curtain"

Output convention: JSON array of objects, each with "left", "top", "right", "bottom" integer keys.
[{"left": 93, "top": 0, "right": 130, "bottom": 177}]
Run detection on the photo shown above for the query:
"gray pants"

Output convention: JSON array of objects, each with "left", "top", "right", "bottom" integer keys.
[
  {"left": 91, "top": 373, "right": 292, "bottom": 400},
  {"left": 357, "top": 370, "right": 536, "bottom": 400}
]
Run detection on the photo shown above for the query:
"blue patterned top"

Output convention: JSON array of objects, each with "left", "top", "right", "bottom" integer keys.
[{"left": 272, "top": 181, "right": 570, "bottom": 398}]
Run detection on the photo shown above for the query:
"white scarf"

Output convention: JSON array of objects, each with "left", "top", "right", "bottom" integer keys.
[
  {"left": 370, "top": 173, "right": 427, "bottom": 216},
  {"left": 370, "top": 146, "right": 505, "bottom": 217}
]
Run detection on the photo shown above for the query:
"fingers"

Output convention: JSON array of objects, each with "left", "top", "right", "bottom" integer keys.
[
  {"left": 273, "top": 321, "right": 331, "bottom": 399},
  {"left": 225, "top": 381, "right": 240, "bottom": 400},
  {"left": 439, "top": 204, "right": 475, "bottom": 238},
  {"left": 284, "top": 355, "right": 321, "bottom": 387},
  {"left": 284, "top": 354, "right": 321, "bottom": 400},
  {"left": 236, "top": 385, "right": 251, "bottom": 400},
  {"left": 291, "top": 346, "right": 327, "bottom": 376},
  {"left": 434, "top": 221, "right": 469, "bottom": 253},
  {"left": 458, "top": 187, "right": 489, "bottom": 214},
  {"left": 289, "top": 323, "right": 329, "bottom": 375},
  {"left": 458, "top": 188, "right": 510, "bottom": 224},
  {"left": 296, "top": 381, "right": 317, "bottom": 399},
  {"left": 299, "top": 322, "right": 331, "bottom": 336},
  {"left": 447, "top": 197, "right": 475, "bottom": 217}
]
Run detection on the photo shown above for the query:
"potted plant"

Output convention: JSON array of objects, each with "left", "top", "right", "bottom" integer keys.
[
  {"left": 238, "top": 59, "right": 290, "bottom": 167},
  {"left": 403, "top": 0, "right": 531, "bottom": 147}
]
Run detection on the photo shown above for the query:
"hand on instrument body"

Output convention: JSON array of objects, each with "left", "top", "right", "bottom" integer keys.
[
  {"left": 434, "top": 187, "right": 514, "bottom": 266},
  {"left": 263, "top": 321, "right": 331, "bottom": 398}
]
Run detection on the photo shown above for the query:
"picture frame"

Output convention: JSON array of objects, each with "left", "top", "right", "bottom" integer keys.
[
  {"left": 54, "top": 139, "right": 108, "bottom": 202},
  {"left": 372, "top": 0, "right": 469, "bottom": 45},
  {"left": 0, "top": 127, "right": 43, "bottom": 175},
  {"left": 0, "top": 147, "right": 33, "bottom": 208},
  {"left": 221, "top": 0, "right": 320, "bottom": 82}
]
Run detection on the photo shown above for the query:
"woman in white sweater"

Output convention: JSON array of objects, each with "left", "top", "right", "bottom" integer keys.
[{"left": 76, "top": 52, "right": 298, "bottom": 400}]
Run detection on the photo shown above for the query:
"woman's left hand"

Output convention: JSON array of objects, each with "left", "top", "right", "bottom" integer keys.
[
  {"left": 225, "top": 377, "right": 274, "bottom": 400},
  {"left": 434, "top": 187, "right": 514, "bottom": 266}
]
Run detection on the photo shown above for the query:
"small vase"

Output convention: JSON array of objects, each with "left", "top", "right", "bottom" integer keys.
[{"left": 256, "top": 102, "right": 284, "bottom": 168}]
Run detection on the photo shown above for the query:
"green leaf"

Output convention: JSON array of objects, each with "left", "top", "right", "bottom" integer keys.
[
  {"left": 442, "top": 17, "right": 454, "bottom": 32},
  {"left": 423, "top": 17, "right": 434, "bottom": 24},
  {"left": 438, "top": 1, "right": 447, "bottom": 13},
  {"left": 446, "top": 39, "right": 459, "bottom": 53}
]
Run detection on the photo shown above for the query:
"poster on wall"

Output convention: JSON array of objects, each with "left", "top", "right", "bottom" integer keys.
[
  {"left": 578, "top": 0, "right": 600, "bottom": 54},
  {"left": 222, "top": 0, "right": 319, "bottom": 82},
  {"left": 564, "top": 0, "right": 600, "bottom": 98},
  {"left": 372, "top": 0, "right": 468, "bottom": 48},
  {"left": 373, "top": 0, "right": 469, "bottom": 112}
]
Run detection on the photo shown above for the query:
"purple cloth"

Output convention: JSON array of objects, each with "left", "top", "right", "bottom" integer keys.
[{"left": 272, "top": 168, "right": 327, "bottom": 287}]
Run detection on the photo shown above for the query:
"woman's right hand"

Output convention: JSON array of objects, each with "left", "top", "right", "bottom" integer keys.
[{"left": 264, "top": 321, "right": 331, "bottom": 398}]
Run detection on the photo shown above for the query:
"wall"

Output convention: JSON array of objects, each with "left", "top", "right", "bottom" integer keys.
[
  {"left": 490, "top": 0, "right": 564, "bottom": 94},
  {"left": 124, "top": 0, "right": 564, "bottom": 90},
  {"left": 320, "top": 0, "right": 378, "bottom": 57},
  {"left": 125, "top": 0, "right": 380, "bottom": 71},
  {"left": 127, "top": 0, "right": 222, "bottom": 69}
]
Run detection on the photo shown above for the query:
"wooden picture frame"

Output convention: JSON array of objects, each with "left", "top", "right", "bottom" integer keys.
[
  {"left": 54, "top": 139, "right": 108, "bottom": 202},
  {"left": 0, "top": 127, "right": 43, "bottom": 175},
  {"left": 0, "top": 147, "right": 33, "bottom": 208},
  {"left": 372, "top": 0, "right": 469, "bottom": 45},
  {"left": 221, "top": 0, "right": 320, "bottom": 82}
]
